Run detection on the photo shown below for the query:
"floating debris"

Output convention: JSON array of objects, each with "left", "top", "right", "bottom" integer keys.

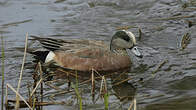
[
  {"left": 54, "top": 0, "right": 65, "bottom": 3},
  {"left": 153, "top": 15, "right": 195, "bottom": 21},
  {"left": 181, "top": 0, "right": 196, "bottom": 8},
  {"left": 138, "top": 28, "right": 142, "bottom": 41},
  {"left": 186, "top": 20, "right": 193, "bottom": 28},
  {"left": 152, "top": 60, "right": 168, "bottom": 75},
  {"left": 88, "top": 2, "right": 96, "bottom": 8},
  {"left": 181, "top": 33, "right": 191, "bottom": 50},
  {"left": 1, "top": 19, "right": 32, "bottom": 27}
]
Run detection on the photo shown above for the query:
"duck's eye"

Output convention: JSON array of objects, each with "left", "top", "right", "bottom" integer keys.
[{"left": 121, "top": 35, "right": 130, "bottom": 42}]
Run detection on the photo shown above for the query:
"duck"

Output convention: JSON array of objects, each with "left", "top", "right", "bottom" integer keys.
[{"left": 30, "top": 30, "right": 143, "bottom": 74}]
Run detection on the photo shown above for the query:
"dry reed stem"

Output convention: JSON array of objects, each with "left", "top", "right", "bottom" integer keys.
[
  {"left": 134, "top": 98, "right": 136, "bottom": 110},
  {"left": 103, "top": 77, "right": 107, "bottom": 93},
  {"left": 5, "top": 81, "right": 8, "bottom": 108},
  {"left": 92, "top": 68, "right": 101, "bottom": 77},
  {"left": 27, "top": 83, "right": 32, "bottom": 107},
  {"left": 45, "top": 79, "right": 61, "bottom": 84},
  {"left": 7, "top": 84, "right": 33, "bottom": 110},
  {"left": 91, "top": 69, "right": 95, "bottom": 102},
  {"left": 128, "top": 100, "right": 134, "bottom": 110},
  {"left": 38, "top": 62, "right": 43, "bottom": 110},
  {"left": 48, "top": 90, "right": 73, "bottom": 99},
  {"left": 100, "top": 76, "right": 107, "bottom": 98},
  {"left": 7, "top": 99, "right": 65, "bottom": 107},
  {"left": 58, "top": 69, "right": 82, "bottom": 78},
  {"left": 128, "top": 97, "right": 137, "bottom": 110},
  {"left": 100, "top": 77, "right": 104, "bottom": 95},
  {"left": 113, "top": 77, "right": 132, "bottom": 86},
  {"left": 1, "top": 35, "right": 5, "bottom": 110},
  {"left": 79, "top": 71, "right": 115, "bottom": 86},
  {"left": 15, "top": 32, "right": 28, "bottom": 110},
  {"left": 44, "top": 82, "right": 62, "bottom": 90},
  {"left": 112, "top": 72, "right": 128, "bottom": 81},
  {"left": 33, "top": 98, "right": 36, "bottom": 110},
  {"left": 30, "top": 78, "right": 43, "bottom": 97}
]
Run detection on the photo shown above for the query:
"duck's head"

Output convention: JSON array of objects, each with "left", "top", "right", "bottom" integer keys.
[{"left": 110, "top": 30, "right": 143, "bottom": 58}]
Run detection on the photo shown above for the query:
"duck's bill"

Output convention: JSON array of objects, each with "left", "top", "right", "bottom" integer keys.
[{"left": 126, "top": 46, "right": 143, "bottom": 58}]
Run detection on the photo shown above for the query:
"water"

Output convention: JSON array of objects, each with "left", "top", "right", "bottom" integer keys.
[{"left": 0, "top": 0, "right": 196, "bottom": 109}]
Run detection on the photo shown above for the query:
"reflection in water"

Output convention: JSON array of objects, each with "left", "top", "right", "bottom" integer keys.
[
  {"left": 145, "top": 97, "right": 196, "bottom": 110},
  {"left": 112, "top": 77, "right": 136, "bottom": 102},
  {"left": 28, "top": 62, "right": 137, "bottom": 109}
]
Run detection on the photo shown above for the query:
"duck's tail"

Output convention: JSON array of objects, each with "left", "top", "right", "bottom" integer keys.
[
  {"left": 16, "top": 35, "right": 60, "bottom": 63},
  {"left": 15, "top": 45, "right": 50, "bottom": 63},
  {"left": 30, "top": 50, "right": 50, "bottom": 63},
  {"left": 30, "top": 35, "right": 64, "bottom": 51}
]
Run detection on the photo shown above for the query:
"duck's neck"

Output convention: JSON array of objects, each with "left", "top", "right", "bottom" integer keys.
[
  {"left": 126, "top": 49, "right": 140, "bottom": 68},
  {"left": 111, "top": 49, "right": 128, "bottom": 56}
]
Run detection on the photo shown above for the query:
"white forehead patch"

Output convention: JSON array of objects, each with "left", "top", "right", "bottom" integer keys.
[{"left": 122, "top": 30, "right": 136, "bottom": 44}]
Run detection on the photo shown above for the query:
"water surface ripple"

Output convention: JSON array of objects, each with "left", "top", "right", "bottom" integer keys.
[{"left": 0, "top": 0, "right": 196, "bottom": 110}]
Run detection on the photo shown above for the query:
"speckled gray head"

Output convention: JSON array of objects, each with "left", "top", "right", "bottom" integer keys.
[{"left": 110, "top": 30, "right": 143, "bottom": 58}]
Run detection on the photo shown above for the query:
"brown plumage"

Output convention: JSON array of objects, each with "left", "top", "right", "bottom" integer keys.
[
  {"left": 53, "top": 48, "right": 131, "bottom": 72},
  {"left": 30, "top": 30, "right": 142, "bottom": 73}
]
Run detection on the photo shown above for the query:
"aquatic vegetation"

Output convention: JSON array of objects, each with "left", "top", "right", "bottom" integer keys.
[{"left": 181, "top": 33, "right": 191, "bottom": 50}]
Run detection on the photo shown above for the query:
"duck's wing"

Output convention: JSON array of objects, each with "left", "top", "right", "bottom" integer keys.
[{"left": 30, "top": 35, "right": 109, "bottom": 53}]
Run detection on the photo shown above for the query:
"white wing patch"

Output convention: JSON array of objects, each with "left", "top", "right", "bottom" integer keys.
[{"left": 45, "top": 51, "right": 55, "bottom": 63}]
